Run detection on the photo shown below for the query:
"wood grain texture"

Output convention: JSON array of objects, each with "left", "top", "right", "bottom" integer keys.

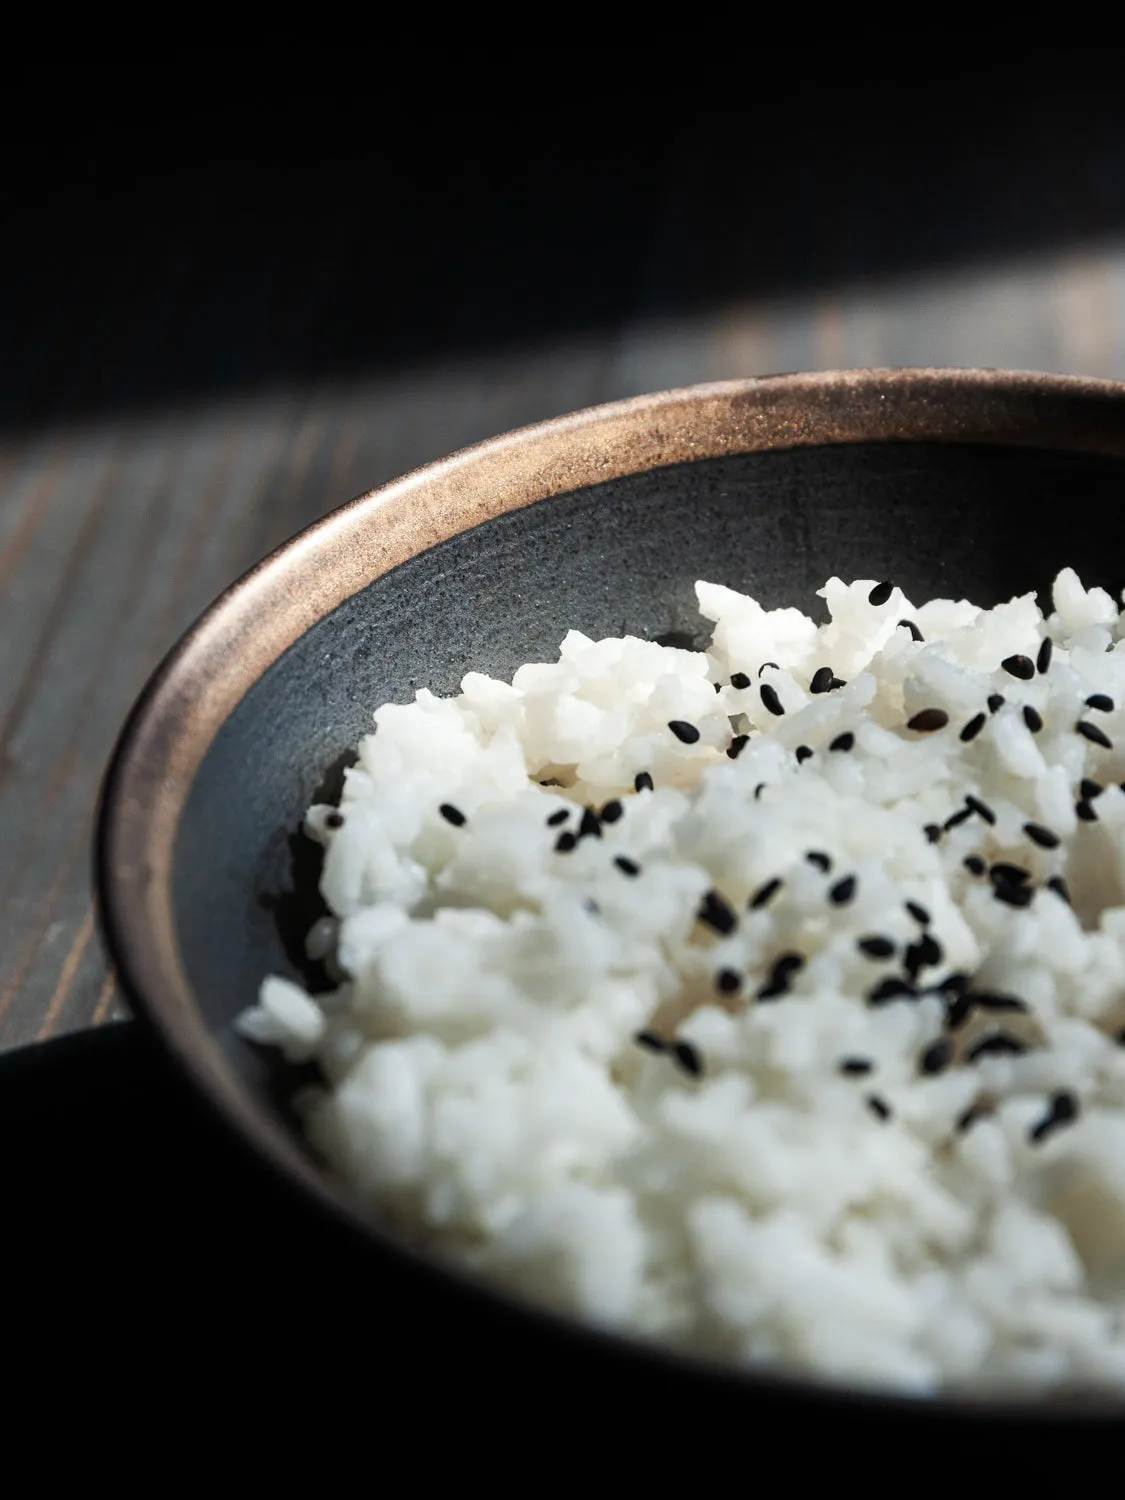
[{"left": 7, "top": 97, "right": 1125, "bottom": 1050}]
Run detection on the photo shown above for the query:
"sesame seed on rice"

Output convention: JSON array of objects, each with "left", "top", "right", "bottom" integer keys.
[
  {"left": 1002, "top": 654, "right": 1035, "bottom": 680},
  {"left": 749, "top": 877, "right": 783, "bottom": 909},
  {"left": 668, "top": 719, "right": 701, "bottom": 745},
  {"left": 244, "top": 565, "right": 1125, "bottom": 1399},
  {"left": 1076, "top": 720, "right": 1113, "bottom": 749},
  {"left": 907, "top": 708, "right": 949, "bottom": 733}
]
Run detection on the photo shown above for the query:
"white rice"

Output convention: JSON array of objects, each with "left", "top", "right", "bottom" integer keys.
[{"left": 239, "top": 566, "right": 1125, "bottom": 1398}]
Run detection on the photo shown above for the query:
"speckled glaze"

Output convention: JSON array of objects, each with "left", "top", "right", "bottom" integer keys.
[{"left": 97, "top": 370, "right": 1125, "bottom": 1425}]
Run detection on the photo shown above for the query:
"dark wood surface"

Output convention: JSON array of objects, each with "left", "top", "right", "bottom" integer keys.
[{"left": 6, "top": 73, "right": 1125, "bottom": 1051}]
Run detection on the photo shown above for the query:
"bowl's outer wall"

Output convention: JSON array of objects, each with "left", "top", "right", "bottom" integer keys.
[
  {"left": 99, "top": 369, "right": 1125, "bottom": 1423},
  {"left": 176, "top": 439, "right": 1125, "bottom": 1070}
]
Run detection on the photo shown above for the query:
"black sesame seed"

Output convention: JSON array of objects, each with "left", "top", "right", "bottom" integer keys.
[
  {"left": 839, "top": 1057, "right": 874, "bottom": 1076},
  {"left": 726, "top": 733, "right": 750, "bottom": 760},
  {"left": 866, "top": 1094, "right": 892, "bottom": 1121},
  {"left": 829, "top": 731, "right": 855, "bottom": 752},
  {"left": 963, "top": 855, "right": 986, "bottom": 876},
  {"left": 898, "top": 619, "right": 924, "bottom": 642},
  {"left": 749, "top": 877, "right": 783, "bottom": 909},
  {"left": 829, "top": 874, "right": 857, "bottom": 905},
  {"left": 858, "top": 935, "right": 896, "bottom": 959},
  {"left": 918, "top": 932, "right": 943, "bottom": 968},
  {"left": 973, "top": 993, "right": 1029, "bottom": 1014},
  {"left": 669, "top": 719, "right": 701, "bottom": 745},
  {"left": 920, "top": 1038, "right": 954, "bottom": 1076},
  {"left": 547, "top": 808, "right": 569, "bottom": 826},
  {"left": 924, "top": 824, "right": 942, "bottom": 844},
  {"left": 1077, "top": 720, "right": 1113, "bottom": 749},
  {"left": 698, "top": 890, "right": 737, "bottom": 936},
  {"left": 905, "top": 935, "right": 943, "bottom": 980},
  {"left": 1117, "top": 1029, "right": 1125, "bottom": 1046},
  {"left": 937, "top": 971, "right": 971, "bottom": 995},
  {"left": 1047, "top": 875, "right": 1071, "bottom": 903},
  {"left": 907, "top": 708, "right": 950, "bottom": 733},
  {"left": 1023, "top": 705, "right": 1044, "bottom": 733},
  {"left": 634, "top": 771, "right": 654, "bottom": 793},
  {"left": 1047, "top": 1090, "right": 1077, "bottom": 1125},
  {"left": 584, "top": 899, "right": 601, "bottom": 917},
  {"left": 829, "top": 677, "right": 847, "bottom": 690},
  {"left": 600, "top": 799, "right": 623, "bottom": 824},
  {"left": 1086, "top": 693, "right": 1115, "bottom": 713},
  {"left": 956, "top": 1103, "right": 985, "bottom": 1134},
  {"left": 758, "top": 662, "right": 780, "bottom": 677},
  {"left": 1029, "top": 1090, "right": 1079, "bottom": 1144},
  {"left": 1081, "top": 778, "right": 1104, "bottom": 800},
  {"left": 967, "top": 1031, "right": 1028, "bottom": 1061},
  {"left": 715, "top": 968, "right": 742, "bottom": 995},
  {"left": 944, "top": 806, "right": 974, "bottom": 831},
  {"left": 1076, "top": 798, "right": 1099, "bottom": 822},
  {"left": 809, "top": 666, "right": 835, "bottom": 695},
  {"left": 904, "top": 941, "right": 927, "bottom": 981},
  {"left": 966, "top": 795, "right": 997, "bottom": 826},
  {"left": 555, "top": 831, "right": 577, "bottom": 853},
  {"left": 578, "top": 807, "right": 603, "bottom": 840},
  {"left": 754, "top": 783, "right": 766, "bottom": 800},
  {"left": 439, "top": 803, "right": 466, "bottom": 827},
  {"left": 805, "top": 851, "right": 832, "bottom": 873},
  {"left": 795, "top": 745, "right": 814, "bottom": 764},
  {"left": 1024, "top": 821, "right": 1060, "bottom": 850},
  {"left": 772, "top": 953, "right": 806, "bottom": 981},
  {"left": 730, "top": 672, "right": 751, "bottom": 690},
  {"left": 1036, "top": 637, "right": 1054, "bottom": 674},
  {"left": 990, "top": 861, "right": 1029, "bottom": 884},
  {"left": 869, "top": 977, "right": 917, "bottom": 1006},
  {"left": 759, "top": 684, "right": 785, "bottom": 717},
  {"left": 714, "top": 681, "right": 723, "bottom": 693},
  {"left": 614, "top": 855, "right": 640, "bottom": 877},
  {"left": 994, "top": 881, "right": 1034, "bottom": 908},
  {"left": 325, "top": 811, "right": 345, "bottom": 829},
  {"left": 987, "top": 694, "right": 1006, "bottom": 714},
  {"left": 906, "top": 901, "right": 931, "bottom": 926},
  {"left": 868, "top": 580, "right": 894, "bottom": 607},
  {"left": 757, "top": 954, "right": 803, "bottom": 1002},
  {"left": 1002, "top": 654, "right": 1035, "bottom": 681},
  {"left": 635, "top": 1030, "right": 665, "bottom": 1053},
  {"left": 673, "top": 1040, "right": 703, "bottom": 1078},
  {"left": 945, "top": 992, "right": 975, "bottom": 1030},
  {"left": 960, "top": 713, "right": 987, "bottom": 744}
]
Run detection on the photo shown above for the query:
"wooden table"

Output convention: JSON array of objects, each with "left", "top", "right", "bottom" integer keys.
[{"left": 6, "top": 78, "right": 1125, "bottom": 1051}]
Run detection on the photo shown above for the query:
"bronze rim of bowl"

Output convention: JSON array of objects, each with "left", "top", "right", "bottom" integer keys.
[{"left": 97, "top": 367, "right": 1125, "bottom": 1415}]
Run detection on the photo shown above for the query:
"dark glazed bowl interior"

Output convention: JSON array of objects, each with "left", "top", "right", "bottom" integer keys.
[{"left": 97, "top": 371, "right": 1125, "bottom": 1428}]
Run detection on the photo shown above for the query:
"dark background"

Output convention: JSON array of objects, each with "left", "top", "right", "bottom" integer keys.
[{"left": 6, "top": 54, "right": 1125, "bottom": 429}]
